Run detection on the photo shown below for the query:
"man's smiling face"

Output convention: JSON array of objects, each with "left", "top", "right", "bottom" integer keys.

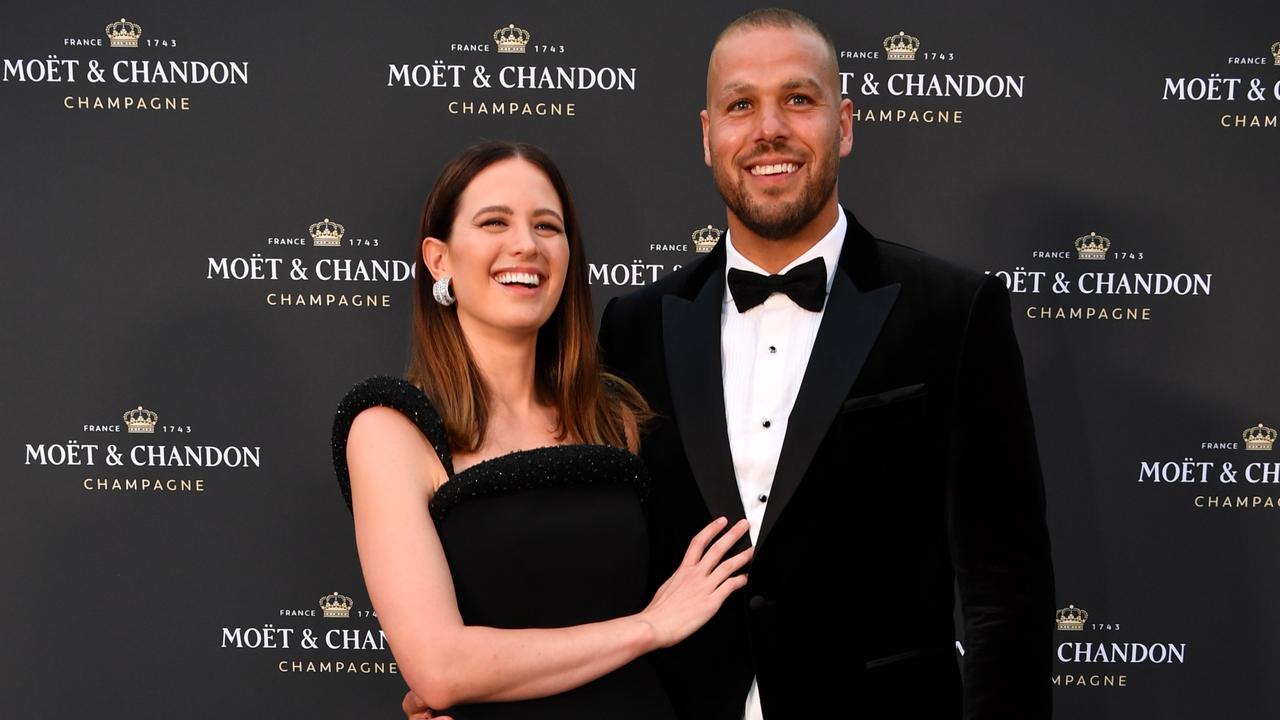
[{"left": 701, "top": 24, "right": 853, "bottom": 240}]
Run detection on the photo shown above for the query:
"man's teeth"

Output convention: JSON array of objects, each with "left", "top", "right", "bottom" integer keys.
[
  {"left": 750, "top": 163, "right": 798, "bottom": 176},
  {"left": 495, "top": 272, "right": 541, "bottom": 287}
]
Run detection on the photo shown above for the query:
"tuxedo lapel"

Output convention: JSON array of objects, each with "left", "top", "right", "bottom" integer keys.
[
  {"left": 662, "top": 270, "right": 748, "bottom": 527},
  {"left": 755, "top": 267, "right": 900, "bottom": 553}
]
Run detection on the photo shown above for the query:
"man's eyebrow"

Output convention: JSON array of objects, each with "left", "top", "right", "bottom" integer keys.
[
  {"left": 716, "top": 77, "right": 822, "bottom": 98},
  {"left": 781, "top": 77, "right": 822, "bottom": 91},
  {"left": 717, "top": 81, "right": 756, "bottom": 97}
]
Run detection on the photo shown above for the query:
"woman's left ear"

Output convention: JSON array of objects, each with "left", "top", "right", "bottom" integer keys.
[{"left": 422, "top": 236, "right": 448, "bottom": 280}]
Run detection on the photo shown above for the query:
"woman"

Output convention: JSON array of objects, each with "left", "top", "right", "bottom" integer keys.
[{"left": 331, "top": 141, "right": 752, "bottom": 718}]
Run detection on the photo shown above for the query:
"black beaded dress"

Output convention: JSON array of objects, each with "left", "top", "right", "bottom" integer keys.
[{"left": 332, "top": 376, "right": 676, "bottom": 719}]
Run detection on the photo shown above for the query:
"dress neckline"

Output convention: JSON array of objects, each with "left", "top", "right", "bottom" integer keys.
[
  {"left": 450, "top": 443, "right": 591, "bottom": 479},
  {"left": 427, "top": 443, "right": 648, "bottom": 523}
]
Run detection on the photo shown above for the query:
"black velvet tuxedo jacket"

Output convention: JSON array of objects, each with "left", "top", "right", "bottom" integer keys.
[{"left": 599, "top": 210, "right": 1054, "bottom": 720}]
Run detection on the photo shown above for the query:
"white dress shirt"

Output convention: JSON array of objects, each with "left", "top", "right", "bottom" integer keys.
[{"left": 721, "top": 208, "right": 846, "bottom": 720}]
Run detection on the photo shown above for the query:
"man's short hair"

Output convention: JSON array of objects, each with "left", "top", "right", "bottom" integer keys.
[{"left": 713, "top": 7, "right": 837, "bottom": 66}]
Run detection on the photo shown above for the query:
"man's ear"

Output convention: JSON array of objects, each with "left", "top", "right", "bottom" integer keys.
[
  {"left": 700, "top": 109, "right": 713, "bottom": 168},
  {"left": 838, "top": 97, "right": 854, "bottom": 158}
]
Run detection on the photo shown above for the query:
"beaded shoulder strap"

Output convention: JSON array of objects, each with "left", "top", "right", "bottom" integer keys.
[{"left": 331, "top": 376, "right": 454, "bottom": 511}]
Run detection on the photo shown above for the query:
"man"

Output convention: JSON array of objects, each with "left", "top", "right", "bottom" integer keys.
[
  {"left": 598, "top": 9, "right": 1054, "bottom": 720},
  {"left": 406, "top": 8, "right": 1053, "bottom": 719}
]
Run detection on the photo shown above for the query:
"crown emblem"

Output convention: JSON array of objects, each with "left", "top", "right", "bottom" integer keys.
[
  {"left": 1244, "top": 423, "right": 1277, "bottom": 451},
  {"left": 1272, "top": 42, "right": 1280, "bottom": 65},
  {"left": 105, "top": 18, "right": 142, "bottom": 48},
  {"left": 123, "top": 406, "right": 158, "bottom": 433},
  {"left": 1074, "top": 231, "right": 1110, "bottom": 260},
  {"left": 309, "top": 218, "right": 345, "bottom": 247},
  {"left": 494, "top": 24, "right": 531, "bottom": 53},
  {"left": 883, "top": 31, "right": 920, "bottom": 61},
  {"left": 1055, "top": 604, "right": 1088, "bottom": 631},
  {"left": 691, "top": 225, "right": 723, "bottom": 254},
  {"left": 320, "top": 591, "right": 354, "bottom": 618}
]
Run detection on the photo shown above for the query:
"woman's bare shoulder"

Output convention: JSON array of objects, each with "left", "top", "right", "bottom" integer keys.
[{"left": 346, "top": 405, "right": 449, "bottom": 497}]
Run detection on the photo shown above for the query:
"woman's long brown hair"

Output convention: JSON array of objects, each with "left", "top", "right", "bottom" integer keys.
[{"left": 406, "top": 141, "right": 648, "bottom": 453}]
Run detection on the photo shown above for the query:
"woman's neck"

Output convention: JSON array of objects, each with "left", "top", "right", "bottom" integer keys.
[{"left": 456, "top": 319, "right": 559, "bottom": 459}]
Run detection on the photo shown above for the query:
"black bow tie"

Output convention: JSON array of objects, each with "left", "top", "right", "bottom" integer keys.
[{"left": 727, "top": 257, "right": 827, "bottom": 313}]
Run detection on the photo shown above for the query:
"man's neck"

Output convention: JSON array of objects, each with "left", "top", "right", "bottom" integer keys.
[{"left": 725, "top": 196, "right": 840, "bottom": 274}]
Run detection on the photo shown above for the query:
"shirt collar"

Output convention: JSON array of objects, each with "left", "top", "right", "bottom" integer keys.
[{"left": 723, "top": 205, "right": 847, "bottom": 304}]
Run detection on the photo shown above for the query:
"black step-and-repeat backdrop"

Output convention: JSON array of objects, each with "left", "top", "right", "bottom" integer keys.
[{"left": 3, "top": 1, "right": 1277, "bottom": 717}]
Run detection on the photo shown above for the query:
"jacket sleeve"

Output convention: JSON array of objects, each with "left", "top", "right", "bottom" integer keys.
[{"left": 947, "top": 276, "right": 1056, "bottom": 719}]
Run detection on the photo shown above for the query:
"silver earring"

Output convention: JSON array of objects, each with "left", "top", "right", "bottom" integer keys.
[{"left": 432, "top": 275, "right": 455, "bottom": 306}]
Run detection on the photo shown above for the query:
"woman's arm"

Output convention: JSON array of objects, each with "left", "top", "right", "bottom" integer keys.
[{"left": 346, "top": 406, "right": 749, "bottom": 710}]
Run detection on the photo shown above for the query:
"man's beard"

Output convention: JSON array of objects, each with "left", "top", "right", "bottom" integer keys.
[{"left": 712, "top": 138, "right": 839, "bottom": 241}]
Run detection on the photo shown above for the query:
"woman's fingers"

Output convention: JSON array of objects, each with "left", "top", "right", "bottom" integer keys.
[
  {"left": 713, "top": 573, "right": 750, "bottom": 601},
  {"left": 698, "top": 518, "right": 750, "bottom": 568},
  {"left": 645, "top": 520, "right": 755, "bottom": 647},
  {"left": 681, "top": 516, "right": 729, "bottom": 566},
  {"left": 708, "top": 545, "right": 754, "bottom": 586}
]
